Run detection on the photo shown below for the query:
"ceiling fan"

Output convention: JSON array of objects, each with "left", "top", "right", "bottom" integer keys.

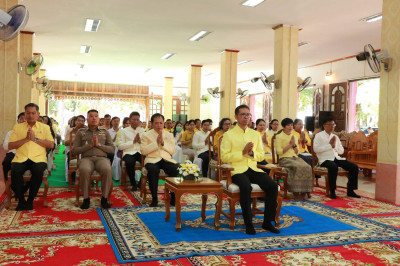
[
  {"left": 207, "top": 87, "right": 221, "bottom": 98},
  {"left": 236, "top": 88, "right": 249, "bottom": 98},
  {"left": 356, "top": 44, "right": 392, "bottom": 73},
  {"left": 0, "top": 5, "right": 29, "bottom": 41},
  {"left": 297, "top": 76, "right": 312, "bottom": 92}
]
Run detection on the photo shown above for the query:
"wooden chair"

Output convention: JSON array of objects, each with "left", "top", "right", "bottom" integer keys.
[
  {"left": 310, "top": 137, "right": 349, "bottom": 196},
  {"left": 5, "top": 170, "right": 49, "bottom": 209},
  {"left": 139, "top": 155, "right": 169, "bottom": 204},
  {"left": 74, "top": 158, "right": 113, "bottom": 207},
  {"left": 207, "top": 129, "right": 219, "bottom": 179},
  {"left": 270, "top": 130, "right": 289, "bottom": 198},
  {"left": 217, "top": 136, "right": 282, "bottom": 230},
  {"left": 347, "top": 130, "right": 378, "bottom": 177},
  {"left": 67, "top": 130, "right": 78, "bottom": 191},
  {"left": 120, "top": 156, "right": 142, "bottom": 191}
]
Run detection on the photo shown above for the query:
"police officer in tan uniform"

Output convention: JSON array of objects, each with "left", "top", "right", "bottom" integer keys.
[{"left": 73, "top": 109, "right": 114, "bottom": 209}]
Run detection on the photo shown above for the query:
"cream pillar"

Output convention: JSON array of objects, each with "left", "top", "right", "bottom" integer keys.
[
  {"left": 0, "top": 0, "right": 20, "bottom": 141},
  {"left": 188, "top": 64, "right": 202, "bottom": 119},
  {"left": 375, "top": 0, "right": 400, "bottom": 204},
  {"left": 164, "top": 77, "right": 173, "bottom": 120},
  {"left": 19, "top": 32, "right": 35, "bottom": 109},
  {"left": 0, "top": 0, "right": 20, "bottom": 199},
  {"left": 220, "top": 49, "right": 238, "bottom": 121},
  {"left": 272, "top": 25, "right": 299, "bottom": 121}
]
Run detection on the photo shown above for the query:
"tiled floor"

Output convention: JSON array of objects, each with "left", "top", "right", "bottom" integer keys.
[{"left": 316, "top": 170, "right": 376, "bottom": 198}]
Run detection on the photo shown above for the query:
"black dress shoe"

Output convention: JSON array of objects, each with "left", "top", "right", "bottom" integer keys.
[
  {"left": 245, "top": 225, "right": 256, "bottom": 235},
  {"left": 25, "top": 201, "right": 33, "bottom": 211},
  {"left": 15, "top": 202, "right": 26, "bottom": 211},
  {"left": 131, "top": 185, "right": 138, "bottom": 192},
  {"left": 329, "top": 193, "right": 337, "bottom": 199},
  {"left": 80, "top": 198, "right": 90, "bottom": 209},
  {"left": 149, "top": 201, "right": 158, "bottom": 207},
  {"left": 101, "top": 197, "right": 111, "bottom": 209},
  {"left": 262, "top": 222, "right": 280, "bottom": 234},
  {"left": 347, "top": 191, "right": 361, "bottom": 198}
]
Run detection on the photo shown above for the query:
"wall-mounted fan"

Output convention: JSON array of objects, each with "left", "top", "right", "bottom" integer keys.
[
  {"left": 356, "top": 44, "right": 392, "bottom": 73},
  {"left": 44, "top": 87, "right": 53, "bottom": 99},
  {"left": 237, "top": 88, "right": 249, "bottom": 98},
  {"left": 26, "top": 53, "right": 43, "bottom": 75},
  {"left": 0, "top": 5, "right": 29, "bottom": 41},
  {"left": 35, "top": 76, "right": 52, "bottom": 92},
  {"left": 200, "top": 94, "right": 211, "bottom": 104},
  {"left": 207, "top": 87, "right": 221, "bottom": 98},
  {"left": 178, "top": 92, "right": 189, "bottom": 103},
  {"left": 251, "top": 72, "right": 279, "bottom": 90},
  {"left": 297, "top": 76, "right": 312, "bottom": 92}
]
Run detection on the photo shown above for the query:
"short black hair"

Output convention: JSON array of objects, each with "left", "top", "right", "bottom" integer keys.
[
  {"left": 219, "top": 118, "right": 231, "bottom": 129},
  {"left": 104, "top": 114, "right": 111, "bottom": 118},
  {"left": 151, "top": 113, "right": 164, "bottom": 123},
  {"left": 194, "top": 119, "right": 201, "bottom": 124},
  {"left": 129, "top": 111, "right": 140, "bottom": 118},
  {"left": 293, "top": 118, "right": 302, "bottom": 125},
  {"left": 17, "top": 112, "right": 25, "bottom": 120},
  {"left": 281, "top": 118, "right": 294, "bottom": 127},
  {"left": 255, "top": 118, "right": 265, "bottom": 126},
  {"left": 76, "top": 115, "right": 86, "bottom": 121},
  {"left": 111, "top": 116, "right": 120, "bottom": 123},
  {"left": 269, "top": 119, "right": 278, "bottom": 130},
  {"left": 166, "top": 119, "right": 172, "bottom": 122},
  {"left": 87, "top": 109, "right": 98, "bottom": 115},
  {"left": 24, "top": 103, "right": 39, "bottom": 111},
  {"left": 206, "top": 118, "right": 213, "bottom": 123},
  {"left": 322, "top": 117, "right": 335, "bottom": 125},
  {"left": 188, "top": 119, "right": 195, "bottom": 125},
  {"left": 235, "top": 104, "right": 250, "bottom": 115},
  {"left": 201, "top": 119, "right": 210, "bottom": 125}
]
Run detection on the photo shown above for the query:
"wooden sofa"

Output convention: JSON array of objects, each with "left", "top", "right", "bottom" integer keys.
[{"left": 347, "top": 130, "right": 378, "bottom": 177}]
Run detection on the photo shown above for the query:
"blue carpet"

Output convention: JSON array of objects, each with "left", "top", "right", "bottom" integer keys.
[{"left": 97, "top": 200, "right": 400, "bottom": 263}]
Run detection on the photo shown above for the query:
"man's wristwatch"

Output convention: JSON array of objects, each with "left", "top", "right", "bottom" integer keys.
[
  {"left": 34, "top": 138, "right": 39, "bottom": 143},
  {"left": 292, "top": 144, "right": 297, "bottom": 148}
]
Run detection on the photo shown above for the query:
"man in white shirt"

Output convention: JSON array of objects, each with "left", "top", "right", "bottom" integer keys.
[
  {"left": 313, "top": 117, "right": 360, "bottom": 199},
  {"left": 117, "top": 112, "right": 145, "bottom": 191},
  {"left": 2, "top": 112, "right": 25, "bottom": 181},
  {"left": 192, "top": 120, "right": 211, "bottom": 177}
]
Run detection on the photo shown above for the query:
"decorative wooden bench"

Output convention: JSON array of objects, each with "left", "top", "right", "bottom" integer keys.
[{"left": 347, "top": 130, "right": 378, "bottom": 177}]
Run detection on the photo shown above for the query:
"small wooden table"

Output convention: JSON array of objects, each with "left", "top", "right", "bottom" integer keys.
[{"left": 164, "top": 177, "right": 223, "bottom": 232}]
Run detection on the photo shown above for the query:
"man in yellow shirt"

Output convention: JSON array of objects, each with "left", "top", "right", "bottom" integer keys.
[
  {"left": 220, "top": 105, "right": 279, "bottom": 235},
  {"left": 8, "top": 103, "right": 54, "bottom": 211}
]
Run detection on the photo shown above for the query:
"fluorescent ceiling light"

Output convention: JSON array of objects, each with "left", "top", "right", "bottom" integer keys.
[
  {"left": 161, "top": 53, "right": 175, "bottom": 60},
  {"left": 189, "top": 30, "right": 211, "bottom": 41},
  {"left": 241, "top": 0, "right": 265, "bottom": 7},
  {"left": 80, "top": 45, "right": 91, "bottom": 53},
  {"left": 84, "top": 18, "right": 101, "bottom": 32},
  {"left": 144, "top": 68, "right": 152, "bottom": 73},
  {"left": 361, "top": 13, "right": 382, "bottom": 23},
  {"left": 298, "top": 41, "right": 311, "bottom": 47},
  {"left": 237, "top": 60, "right": 252, "bottom": 65},
  {"left": 204, "top": 73, "right": 214, "bottom": 76}
]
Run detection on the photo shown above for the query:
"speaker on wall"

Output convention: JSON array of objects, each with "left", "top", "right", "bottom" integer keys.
[
  {"left": 304, "top": 116, "right": 315, "bottom": 132},
  {"left": 318, "top": 111, "right": 334, "bottom": 127}
]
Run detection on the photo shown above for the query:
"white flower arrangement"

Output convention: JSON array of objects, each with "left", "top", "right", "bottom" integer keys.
[{"left": 178, "top": 160, "right": 201, "bottom": 180}]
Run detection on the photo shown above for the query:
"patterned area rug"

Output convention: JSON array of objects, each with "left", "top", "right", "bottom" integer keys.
[
  {"left": 0, "top": 186, "right": 137, "bottom": 235},
  {"left": 98, "top": 200, "right": 400, "bottom": 263}
]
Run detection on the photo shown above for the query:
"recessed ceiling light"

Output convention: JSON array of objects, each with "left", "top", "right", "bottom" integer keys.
[
  {"left": 241, "top": 0, "right": 265, "bottom": 7},
  {"left": 237, "top": 60, "right": 253, "bottom": 65},
  {"left": 360, "top": 13, "right": 382, "bottom": 23},
  {"left": 161, "top": 53, "right": 175, "bottom": 60},
  {"left": 189, "top": 30, "right": 211, "bottom": 41},
  {"left": 84, "top": 18, "right": 101, "bottom": 32},
  {"left": 144, "top": 68, "right": 152, "bottom": 73},
  {"left": 298, "top": 41, "right": 311, "bottom": 47},
  {"left": 80, "top": 45, "right": 91, "bottom": 53}
]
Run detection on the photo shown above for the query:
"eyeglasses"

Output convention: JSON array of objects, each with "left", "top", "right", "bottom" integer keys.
[
  {"left": 223, "top": 123, "right": 232, "bottom": 126},
  {"left": 324, "top": 123, "right": 336, "bottom": 127},
  {"left": 239, "top": 113, "right": 251, "bottom": 118}
]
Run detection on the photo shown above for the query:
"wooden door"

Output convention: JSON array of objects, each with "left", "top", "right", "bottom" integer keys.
[{"left": 328, "top": 82, "right": 348, "bottom": 131}]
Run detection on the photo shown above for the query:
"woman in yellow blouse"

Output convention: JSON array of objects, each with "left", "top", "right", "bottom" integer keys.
[
  {"left": 276, "top": 118, "right": 313, "bottom": 199},
  {"left": 181, "top": 119, "right": 195, "bottom": 161},
  {"left": 267, "top": 119, "right": 279, "bottom": 139},
  {"left": 255, "top": 119, "right": 273, "bottom": 167},
  {"left": 213, "top": 118, "right": 231, "bottom": 158}
]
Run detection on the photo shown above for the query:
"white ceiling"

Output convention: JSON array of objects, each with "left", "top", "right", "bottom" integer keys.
[{"left": 20, "top": 0, "right": 382, "bottom": 88}]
